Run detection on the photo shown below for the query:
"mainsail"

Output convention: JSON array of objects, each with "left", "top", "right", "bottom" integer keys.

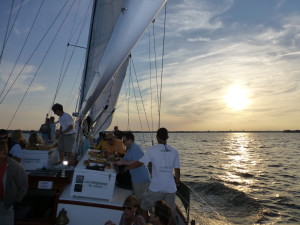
[{"left": 78, "top": 0, "right": 167, "bottom": 127}]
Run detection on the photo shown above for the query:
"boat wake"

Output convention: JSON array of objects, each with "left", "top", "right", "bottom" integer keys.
[{"left": 181, "top": 180, "right": 264, "bottom": 225}]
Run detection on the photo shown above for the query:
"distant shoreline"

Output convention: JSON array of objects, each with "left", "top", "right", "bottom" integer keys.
[
  {"left": 8, "top": 130, "right": 300, "bottom": 134},
  {"left": 131, "top": 130, "right": 300, "bottom": 133}
]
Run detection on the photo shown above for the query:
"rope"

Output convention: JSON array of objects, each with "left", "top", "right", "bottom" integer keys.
[
  {"left": 65, "top": 56, "right": 85, "bottom": 111},
  {"left": 127, "top": 61, "right": 132, "bottom": 131},
  {"left": 131, "top": 56, "right": 152, "bottom": 147},
  {"left": 0, "top": 0, "right": 71, "bottom": 104},
  {"left": 158, "top": 3, "right": 167, "bottom": 128},
  {"left": 152, "top": 21, "right": 160, "bottom": 128},
  {"left": 48, "top": 0, "right": 82, "bottom": 114},
  {"left": 50, "top": 0, "right": 92, "bottom": 114},
  {"left": 0, "top": 0, "right": 19, "bottom": 64},
  {"left": 180, "top": 181, "right": 223, "bottom": 220},
  {"left": 148, "top": 27, "right": 154, "bottom": 142},
  {"left": 0, "top": 0, "right": 44, "bottom": 100},
  {"left": 129, "top": 60, "right": 146, "bottom": 146},
  {"left": 7, "top": 0, "right": 75, "bottom": 129}
]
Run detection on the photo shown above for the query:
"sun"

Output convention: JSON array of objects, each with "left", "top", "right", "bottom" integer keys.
[{"left": 224, "top": 85, "right": 250, "bottom": 111}]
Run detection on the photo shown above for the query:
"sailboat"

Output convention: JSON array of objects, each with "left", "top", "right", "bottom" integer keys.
[{"left": 2, "top": 0, "right": 192, "bottom": 224}]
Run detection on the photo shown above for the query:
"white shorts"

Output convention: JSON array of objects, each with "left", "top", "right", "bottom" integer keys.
[{"left": 140, "top": 189, "right": 176, "bottom": 211}]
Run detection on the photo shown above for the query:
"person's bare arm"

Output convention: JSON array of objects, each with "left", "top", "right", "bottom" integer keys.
[
  {"left": 174, "top": 168, "right": 181, "bottom": 186},
  {"left": 61, "top": 125, "right": 73, "bottom": 134},
  {"left": 114, "top": 159, "right": 144, "bottom": 169}
]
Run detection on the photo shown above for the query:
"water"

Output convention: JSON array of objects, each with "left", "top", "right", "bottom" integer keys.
[{"left": 134, "top": 132, "right": 300, "bottom": 225}]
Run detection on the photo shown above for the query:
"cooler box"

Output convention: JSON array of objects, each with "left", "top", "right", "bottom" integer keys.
[
  {"left": 21, "top": 149, "right": 49, "bottom": 170},
  {"left": 70, "top": 151, "right": 116, "bottom": 201}
]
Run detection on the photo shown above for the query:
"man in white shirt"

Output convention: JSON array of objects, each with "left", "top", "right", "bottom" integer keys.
[
  {"left": 51, "top": 103, "right": 76, "bottom": 166},
  {"left": 115, "top": 128, "right": 180, "bottom": 217}
]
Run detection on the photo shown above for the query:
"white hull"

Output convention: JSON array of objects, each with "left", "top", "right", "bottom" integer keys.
[
  {"left": 57, "top": 184, "right": 187, "bottom": 225},
  {"left": 57, "top": 184, "right": 132, "bottom": 225}
]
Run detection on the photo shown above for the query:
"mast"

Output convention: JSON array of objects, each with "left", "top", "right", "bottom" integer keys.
[{"left": 78, "top": 0, "right": 98, "bottom": 112}]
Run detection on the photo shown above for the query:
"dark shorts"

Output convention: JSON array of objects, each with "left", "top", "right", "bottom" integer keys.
[{"left": 58, "top": 134, "right": 75, "bottom": 153}]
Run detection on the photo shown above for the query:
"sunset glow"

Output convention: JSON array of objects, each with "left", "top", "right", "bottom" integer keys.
[{"left": 224, "top": 86, "right": 250, "bottom": 111}]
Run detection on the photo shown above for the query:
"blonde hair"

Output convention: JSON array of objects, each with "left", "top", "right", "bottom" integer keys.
[
  {"left": 154, "top": 200, "right": 173, "bottom": 225},
  {"left": 123, "top": 195, "right": 139, "bottom": 208}
]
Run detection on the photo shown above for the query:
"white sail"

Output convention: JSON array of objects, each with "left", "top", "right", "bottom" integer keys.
[
  {"left": 79, "top": 0, "right": 126, "bottom": 112},
  {"left": 90, "top": 56, "right": 129, "bottom": 135},
  {"left": 79, "top": 0, "right": 167, "bottom": 120}
]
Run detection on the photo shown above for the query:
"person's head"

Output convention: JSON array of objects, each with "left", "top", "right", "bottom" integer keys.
[
  {"left": 51, "top": 103, "right": 64, "bottom": 116},
  {"left": 29, "top": 132, "right": 39, "bottom": 145},
  {"left": 156, "top": 128, "right": 169, "bottom": 143},
  {"left": 151, "top": 200, "right": 172, "bottom": 225},
  {"left": 123, "top": 195, "right": 140, "bottom": 220},
  {"left": 122, "top": 132, "right": 134, "bottom": 148},
  {"left": 0, "top": 129, "right": 8, "bottom": 144},
  {"left": 0, "top": 141, "right": 8, "bottom": 162},
  {"left": 11, "top": 129, "right": 24, "bottom": 142},
  {"left": 50, "top": 116, "right": 55, "bottom": 123},
  {"left": 105, "top": 132, "right": 115, "bottom": 145},
  {"left": 114, "top": 126, "right": 119, "bottom": 131}
]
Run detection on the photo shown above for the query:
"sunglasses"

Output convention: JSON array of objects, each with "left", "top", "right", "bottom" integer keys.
[
  {"left": 107, "top": 138, "right": 113, "bottom": 141},
  {"left": 0, "top": 136, "right": 8, "bottom": 140},
  {"left": 122, "top": 206, "right": 133, "bottom": 210}
]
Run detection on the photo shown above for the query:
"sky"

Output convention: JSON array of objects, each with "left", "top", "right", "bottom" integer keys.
[{"left": 0, "top": 0, "right": 300, "bottom": 132}]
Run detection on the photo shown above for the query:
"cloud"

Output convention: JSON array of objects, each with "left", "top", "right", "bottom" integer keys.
[{"left": 0, "top": 60, "right": 46, "bottom": 96}]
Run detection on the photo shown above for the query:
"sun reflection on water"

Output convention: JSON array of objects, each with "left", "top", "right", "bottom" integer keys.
[{"left": 219, "top": 133, "right": 259, "bottom": 192}]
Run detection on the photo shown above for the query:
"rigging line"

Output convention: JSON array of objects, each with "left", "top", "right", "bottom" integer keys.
[
  {"left": 0, "top": 0, "right": 45, "bottom": 100},
  {"left": 49, "top": 0, "right": 82, "bottom": 114},
  {"left": 127, "top": 60, "right": 132, "bottom": 131},
  {"left": 49, "top": 2, "right": 91, "bottom": 110},
  {"left": 0, "top": 0, "right": 72, "bottom": 104},
  {"left": 65, "top": 56, "right": 85, "bottom": 110},
  {"left": 181, "top": 181, "right": 223, "bottom": 219},
  {"left": 127, "top": 58, "right": 132, "bottom": 130},
  {"left": 52, "top": 0, "right": 92, "bottom": 108},
  {"left": 0, "top": 0, "right": 15, "bottom": 64},
  {"left": 131, "top": 55, "right": 151, "bottom": 134},
  {"left": 158, "top": 3, "right": 167, "bottom": 128},
  {"left": 152, "top": 20, "right": 160, "bottom": 129},
  {"left": 67, "top": 0, "right": 82, "bottom": 42},
  {"left": 7, "top": 0, "right": 76, "bottom": 129},
  {"left": 148, "top": 27, "right": 154, "bottom": 140},
  {"left": 130, "top": 71, "right": 146, "bottom": 147}
]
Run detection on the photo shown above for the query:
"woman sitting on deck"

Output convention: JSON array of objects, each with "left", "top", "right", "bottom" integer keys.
[
  {"left": 8, "top": 129, "right": 27, "bottom": 162},
  {"left": 25, "top": 132, "right": 54, "bottom": 150},
  {"left": 105, "top": 195, "right": 146, "bottom": 225},
  {"left": 149, "top": 200, "right": 173, "bottom": 225}
]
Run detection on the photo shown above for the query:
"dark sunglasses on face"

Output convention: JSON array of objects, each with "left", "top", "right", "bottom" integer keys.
[
  {"left": 0, "top": 136, "right": 8, "bottom": 140},
  {"left": 122, "top": 206, "right": 133, "bottom": 210}
]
